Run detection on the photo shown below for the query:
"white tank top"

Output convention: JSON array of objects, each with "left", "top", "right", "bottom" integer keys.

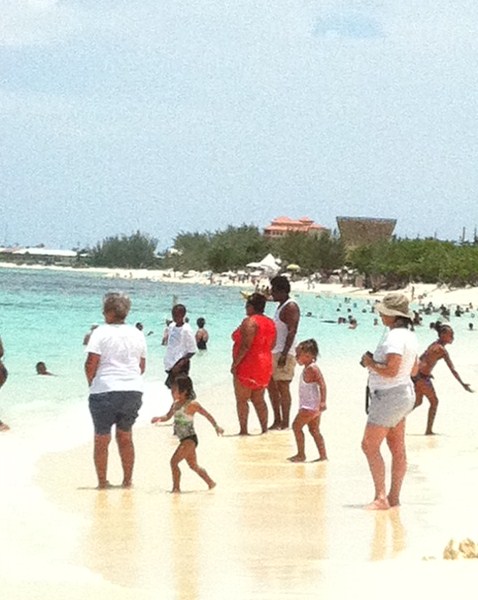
[
  {"left": 299, "top": 364, "right": 320, "bottom": 411},
  {"left": 272, "top": 298, "right": 297, "bottom": 355}
]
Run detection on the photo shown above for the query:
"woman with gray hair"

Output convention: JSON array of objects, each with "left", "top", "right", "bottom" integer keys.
[
  {"left": 360, "top": 293, "right": 418, "bottom": 510},
  {"left": 85, "top": 292, "right": 146, "bottom": 489}
]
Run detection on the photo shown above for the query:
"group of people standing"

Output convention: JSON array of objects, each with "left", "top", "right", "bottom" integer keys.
[
  {"left": 231, "top": 276, "right": 328, "bottom": 462},
  {"left": 82, "top": 283, "right": 472, "bottom": 506}
]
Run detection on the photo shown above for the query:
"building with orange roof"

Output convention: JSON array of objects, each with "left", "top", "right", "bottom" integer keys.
[{"left": 263, "top": 216, "right": 329, "bottom": 239}]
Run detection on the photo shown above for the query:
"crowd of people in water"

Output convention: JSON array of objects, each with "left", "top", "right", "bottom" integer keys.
[{"left": 0, "top": 279, "right": 474, "bottom": 506}]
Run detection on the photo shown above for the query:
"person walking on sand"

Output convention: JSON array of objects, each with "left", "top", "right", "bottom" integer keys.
[
  {"left": 413, "top": 323, "right": 473, "bottom": 435},
  {"left": 360, "top": 293, "right": 418, "bottom": 510},
  {"left": 164, "top": 304, "right": 196, "bottom": 393},
  {"left": 151, "top": 376, "right": 223, "bottom": 493},
  {"left": 85, "top": 292, "right": 146, "bottom": 489},
  {"left": 0, "top": 336, "right": 10, "bottom": 431},
  {"left": 267, "top": 275, "right": 300, "bottom": 430},
  {"left": 288, "top": 339, "right": 327, "bottom": 462}
]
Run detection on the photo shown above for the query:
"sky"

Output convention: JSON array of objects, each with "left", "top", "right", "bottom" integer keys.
[{"left": 1, "top": 0, "right": 478, "bottom": 251}]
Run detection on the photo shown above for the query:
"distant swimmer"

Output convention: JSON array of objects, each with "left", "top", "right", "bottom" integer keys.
[
  {"left": 36, "top": 361, "right": 54, "bottom": 376},
  {"left": 413, "top": 323, "right": 473, "bottom": 435},
  {"left": 195, "top": 317, "right": 209, "bottom": 351},
  {"left": 0, "top": 336, "right": 10, "bottom": 431}
]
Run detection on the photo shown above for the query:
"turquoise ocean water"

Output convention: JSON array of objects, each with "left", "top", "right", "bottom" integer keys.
[{"left": 1, "top": 267, "right": 476, "bottom": 452}]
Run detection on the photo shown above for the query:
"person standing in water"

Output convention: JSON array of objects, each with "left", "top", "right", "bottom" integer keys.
[
  {"left": 195, "top": 317, "right": 209, "bottom": 351},
  {"left": 413, "top": 323, "right": 473, "bottom": 435},
  {"left": 267, "top": 276, "right": 300, "bottom": 430}
]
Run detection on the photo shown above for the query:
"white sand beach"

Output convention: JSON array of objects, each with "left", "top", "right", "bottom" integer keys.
[{"left": 2, "top": 265, "right": 478, "bottom": 598}]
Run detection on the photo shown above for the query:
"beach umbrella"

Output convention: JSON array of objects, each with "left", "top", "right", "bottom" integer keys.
[{"left": 286, "top": 264, "right": 301, "bottom": 271}]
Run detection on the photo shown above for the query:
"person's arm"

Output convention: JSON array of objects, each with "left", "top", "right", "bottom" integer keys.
[
  {"left": 278, "top": 303, "right": 300, "bottom": 366},
  {"left": 361, "top": 352, "right": 402, "bottom": 378},
  {"left": 0, "top": 337, "right": 4, "bottom": 359},
  {"left": 443, "top": 351, "right": 473, "bottom": 391},
  {"left": 304, "top": 364, "right": 327, "bottom": 410},
  {"left": 231, "top": 317, "right": 257, "bottom": 373},
  {"left": 193, "top": 402, "right": 224, "bottom": 435},
  {"left": 85, "top": 353, "right": 101, "bottom": 386},
  {"left": 140, "top": 356, "right": 146, "bottom": 375},
  {"left": 151, "top": 402, "right": 176, "bottom": 424}
]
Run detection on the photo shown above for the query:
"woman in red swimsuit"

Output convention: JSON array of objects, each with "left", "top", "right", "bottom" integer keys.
[{"left": 231, "top": 293, "right": 276, "bottom": 435}]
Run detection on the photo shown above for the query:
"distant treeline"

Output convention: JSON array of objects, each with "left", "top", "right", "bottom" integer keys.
[{"left": 88, "top": 227, "right": 478, "bottom": 289}]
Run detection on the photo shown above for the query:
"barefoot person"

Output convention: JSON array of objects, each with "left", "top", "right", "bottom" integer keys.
[
  {"left": 151, "top": 376, "right": 223, "bottom": 493},
  {"left": 360, "top": 293, "right": 418, "bottom": 510},
  {"left": 0, "top": 336, "right": 10, "bottom": 431},
  {"left": 288, "top": 339, "right": 327, "bottom": 462},
  {"left": 164, "top": 304, "right": 196, "bottom": 394},
  {"left": 413, "top": 323, "right": 473, "bottom": 435},
  {"left": 267, "top": 275, "right": 300, "bottom": 430},
  {"left": 85, "top": 292, "right": 146, "bottom": 489},
  {"left": 231, "top": 293, "right": 276, "bottom": 435}
]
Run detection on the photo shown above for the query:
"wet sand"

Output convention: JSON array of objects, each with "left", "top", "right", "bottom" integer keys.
[{"left": 2, "top": 355, "right": 478, "bottom": 599}]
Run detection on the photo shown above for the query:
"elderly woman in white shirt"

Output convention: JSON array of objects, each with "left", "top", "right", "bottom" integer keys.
[
  {"left": 360, "top": 293, "right": 418, "bottom": 510},
  {"left": 85, "top": 292, "right": 146, "bottom": 489}
]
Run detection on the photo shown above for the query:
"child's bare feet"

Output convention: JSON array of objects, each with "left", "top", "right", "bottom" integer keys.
[
  {"left": 171, "top": 488, "right": 180, "bottom": 494},
  {"left": 287, "top": 455, "right": 306, "bottom": 462},
  {"left": 311, "top": 457, "right": 328, "bottom": 462},
  {"left": 0, "top": 421, "right": 10, "bottom": 432},
  {"left": 365, "top": 498, "right": 390, "bottom": 510},
  {"left": 208, "top": 481, "right": 216, "bottom": 490}
]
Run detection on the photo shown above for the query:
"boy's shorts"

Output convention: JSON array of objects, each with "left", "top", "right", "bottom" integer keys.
[{"left": 89, "top": 390, "right": 143, "bottom": 435}]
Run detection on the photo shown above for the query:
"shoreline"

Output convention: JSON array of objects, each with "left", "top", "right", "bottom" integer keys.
[{"left": 2, "top": 261, "right": 478, "bottom": 308}]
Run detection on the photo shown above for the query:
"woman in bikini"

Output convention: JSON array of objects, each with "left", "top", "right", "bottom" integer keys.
[{"left": 413, "top": 323, "right": 473, "bottom": 435}]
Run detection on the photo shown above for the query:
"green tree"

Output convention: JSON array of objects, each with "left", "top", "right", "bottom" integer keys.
[{"left": 90, "top": 231, "right": 158, "bottom": 268}]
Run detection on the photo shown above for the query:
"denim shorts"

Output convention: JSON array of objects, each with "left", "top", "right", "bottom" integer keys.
[
  {"left": 367, "top": 383, "right": 415, "bottom": 428},
  {"left": 89, "top": 391, "right": 143, "bottom": 435}
]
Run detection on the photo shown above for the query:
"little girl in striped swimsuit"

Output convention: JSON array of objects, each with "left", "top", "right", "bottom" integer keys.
[
  {"left": 287, "top": 339, "right": 328, "bottom": 463},
  {"left": 152, "top": 375, "right": 224, "bottom": 493}
]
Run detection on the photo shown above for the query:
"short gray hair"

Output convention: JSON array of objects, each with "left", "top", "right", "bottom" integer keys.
[{"left": 103, "top": 292, "right": 131, "bottom": 320}]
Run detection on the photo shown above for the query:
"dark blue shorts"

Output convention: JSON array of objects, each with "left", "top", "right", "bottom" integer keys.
[{"left": 89, "top": 391, "right": 143, "bottom": 435}]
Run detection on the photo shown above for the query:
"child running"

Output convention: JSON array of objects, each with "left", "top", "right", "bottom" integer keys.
[
  {"left": 288, "top": 339, "right": 327, "bottom": 463},
  {"left": 151, "top": 376, "right": 224, "bottom": 493}
]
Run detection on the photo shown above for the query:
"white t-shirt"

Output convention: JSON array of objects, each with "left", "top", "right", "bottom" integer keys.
[
  {"left": 368, "top": 327, "right": 418, "bottom": 390},
  {"left": 164, "top": 323, "right": 196, "bottom": 371},
  {"left": 86, "top": 324, "right": 146, "bottom": 394}
]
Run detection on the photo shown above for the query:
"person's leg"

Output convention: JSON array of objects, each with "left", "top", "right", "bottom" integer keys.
[
  {"left": 267, "top": 378, "right": 282, "bottom": 429},
  {"left": 250, "top": 388, "right": 268, "bottom": 433},
  {"left": 424, "top": 386, "right": 439, "bottom": 435},
  {"left": 413, "top": 380, "right": 424, "bottom": 409},
  {"left": 93, "top": 433, "right": 112, "bottom": 489},
  {"left": 185, "top": 441, "right": 216, "bottom": 489},
  {"left": 308, "top": 414, "right": 327, "bottom": 460},
  {"left": 386, "top": 419, "right": 407, "bottom": 507},
  {"left": 288, "top": 410, "right": 309, "bottom": 461},
  {"left": 361, "top": 423, "right": 390, "bottom": 509},
  {"left": 234, "top": 378, "right": 251, "bottom": 435},
  {"left": 116, "top": 428, "right": 135, "bottom": 487},
  {"left": 277, "top": 380, "right": 292, "bottom": 429},
  {"left": 170, "top": 442, "right": 188, "bottom": 493}
]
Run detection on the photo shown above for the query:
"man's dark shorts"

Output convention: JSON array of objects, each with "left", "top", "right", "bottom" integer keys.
[{"left": 89, "top": 391, "right": 143, "bottom": 435}]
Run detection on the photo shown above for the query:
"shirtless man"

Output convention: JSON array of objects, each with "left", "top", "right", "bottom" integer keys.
[
  {"left": 267, "top": 276, "right": 300, "bottom": 430},
  {"left": 413, "top": 323, "right": 473, "bottom": 434}
]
